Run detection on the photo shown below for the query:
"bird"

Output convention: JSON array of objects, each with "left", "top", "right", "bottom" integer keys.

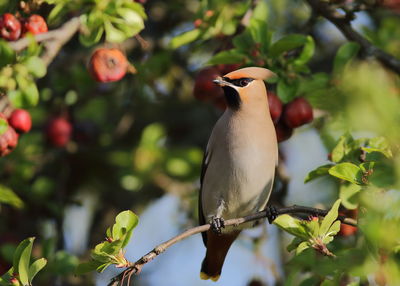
[{"left": 198, "top": 67, "right": 279, "bottom": 282}]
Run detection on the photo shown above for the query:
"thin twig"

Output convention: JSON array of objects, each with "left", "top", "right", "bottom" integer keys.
[
  {"left": 305, "top": 0, "right": 400, "bottom": 74},
  {"left": 9, "top": 17, "right": 81, "bottom": 66},
  {"left": 108, "top": 204, "right": 357, "bottom": 286}
]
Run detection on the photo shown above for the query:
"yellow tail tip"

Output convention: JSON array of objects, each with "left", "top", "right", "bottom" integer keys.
[{"left": 200, "top": 272, "right": 220, "bottom": 282}]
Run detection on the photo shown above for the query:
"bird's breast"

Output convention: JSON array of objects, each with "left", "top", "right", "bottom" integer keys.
[{"left": 202, "top": 112, "right": 277, "bottom": 221}]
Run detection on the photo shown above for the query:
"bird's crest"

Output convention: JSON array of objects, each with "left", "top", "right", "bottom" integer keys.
[{"left": 223, "top": 67, "right": 276, "bottom": 81}]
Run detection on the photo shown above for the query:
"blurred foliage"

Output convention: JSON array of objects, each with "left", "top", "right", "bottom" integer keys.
[{"left": 0, "top": 0, "right": 399, "bottom": 285}]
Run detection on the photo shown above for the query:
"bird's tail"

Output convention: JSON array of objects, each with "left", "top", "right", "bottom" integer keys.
[{"left": 200, "top": 230, "right": 241, "bottom": 282}]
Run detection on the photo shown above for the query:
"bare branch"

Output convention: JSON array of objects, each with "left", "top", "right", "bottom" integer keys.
[
  {"left": 305, "top": 0, "right": 400, "bottom": 74},
  {"left": 9, "top": 17, "right": 81, "bottom": 66},
  {"left": 108, "top": 204, "right": 357, "bottom": 286}
]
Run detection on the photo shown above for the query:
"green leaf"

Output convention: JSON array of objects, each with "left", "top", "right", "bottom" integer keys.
[
  {"left": 359, "top": 161, "right": 375, "bottom": 173},
  {"left": 363, "top": 136, "right": 392, "bottom": 158},
  {"left": 0, "top": 118, "right": 8, "bottom": 136},
  {"left": 251, "top": 0, "right": 269, "bottom": 22},
  {"left": 362, "top": 147, "right": 392, "bottom": 159},
  {"left": 79, "top": 14, "right": 104, "bottom": 47},
  {"left": 269, "top": 34, "right": 307, "bottom": 58},
  {"left": 92, "top": 240, "right": 123, "bottom": 259},
  {"left": 8, "top": 90, "right": 25, "bottom": 108},
  {"left": 233, "top": 30, "right": 254, "bottom": 52},
  {"left": 17, "top": 237, "right": 34, "bottom": 285},
  {"left": 25, "top": 57, "right": 47, "bottom": 78},
  {"left": 369, "top": 162, "right": 396, "bottom": 188},
  {"left": 116, "top": 8, "right": 144, "bottom": 37},
  {"left": 277, "top": 79, "right": 298, "bottom": 103},
  {"left": 248, "top": 18, "right": 270, "bottom": 52},
  {"left": 328, "top": 163, "right": 363, "bottom": 184},
  {"left": 296, "top": 241, "right": 310, "bottom": 255},
  {"left": 304, "top": 164, "right": 334, "bottom": 183},
  {"left": 96, "top": 262, "right": 112, "bottom": 273},
  {"left": 273, "top": 214, "right": 309, "bottom": 239},
  {"left": 339, "top": 183, "right": 361, "bottom": 209},
  {"left": 104, "top": 21, "right": 126, "bottom": 43},
  {"left": 319, "top": 199, "right": 341, "bottom": 236},
  {"left": 13, "top": 239, "right": 31, "bottom": 273},
  {"left": 331, "top": 133, "right": 353, "bottom": 163},
  {"left": 327, "top": 220, "right": 341, "bottom": 237},
  {"left": 287, "top": 237, "right": 303, "bottom": 252},
  {"left": 21, "top": 81, "right": 39, "bottom": 107},
  {"left": 79, "top": 25, "right": 104, "bottom": 47},
  {"left": 0, "top": 185, "right": 24, "bottom": 209},
  {"left": 28, "top": 258, "right": 47, "bottom": 283},
  {"left": 333, "top": 42, "right": 360, "bottom": 73},
  {"left": 208, "top": 50, "right": 247, "bottom": 65},
  {"left": 170, "top": 29, "right": 201, "bottom": 49},
  {"left": 0, "top": 40, "right": 15, "bottom": 67},
  {"left": 292, "top": 36, "right": 315, "bottom": 66},
  {"left": 114, "top": 210, "right": 139, "bottom": 248},
  {"left": 75, "top": 260, "right": 102, "bottom": 275},
  {"left": 308, "top": 218, "right": 320, "bottom": 237},
  {"left": 47, "top": 2, "right": 67, "bottom": 26},
  {"left": 321, "top": 279, "right": 336, "bottom": 286},
  {"left": 0, "top": 267, "right": 14, "bottom": 286}
]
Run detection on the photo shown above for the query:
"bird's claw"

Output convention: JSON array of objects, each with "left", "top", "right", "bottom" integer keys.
[
  {"left": 265, "top": 205, "right": 278, "bottom": 224},
  {"left": 210, "top": 217, "right": 225, "bottom": 235}
]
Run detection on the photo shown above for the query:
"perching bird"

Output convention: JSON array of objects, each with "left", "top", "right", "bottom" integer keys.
[{"left": 199, "top": 67, "right": 278, "bottom": 281}]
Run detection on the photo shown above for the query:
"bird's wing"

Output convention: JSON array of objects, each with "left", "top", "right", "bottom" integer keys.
[{"left": 199, "top": 146, "right": 211, "bottom": 246}]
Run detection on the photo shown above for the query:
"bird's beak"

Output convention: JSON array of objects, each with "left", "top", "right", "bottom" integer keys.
[{"left": 213, "top": 77, "right": 232, "bottom": 87}]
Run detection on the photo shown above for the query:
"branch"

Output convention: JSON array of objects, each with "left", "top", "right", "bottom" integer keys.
[
  {"left": 9, "top": 17, "right": 81, "bottom": 66},
  {"left": 108, "top": 204, "right": 357, "bottom": 286},
  {"left": 305, "top": 0, "right": 400, "bottom": 74}
]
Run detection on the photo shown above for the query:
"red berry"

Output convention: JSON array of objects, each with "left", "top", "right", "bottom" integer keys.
[
  {"left": 275, "top": 120, "right": 293, "bottom": 143},
  {"left": 8, "top": 109, "right": 32, "bottom": 133},
  {"left": 0, "top": 126, "right": 18, "bottom": 157},
  {"left": 23, "top": 15, "right": 48, "bottom": 35},
  {"left": 282, "top": 97, "right": 313, "bottom": 128},
  {"left": 0, "top": 133, "right": 7, "bottom": 152},
  {"left": 382, "top": 0, "right": 400, "bottom": 13},
  {"left": 4, "top": 127, "right": 18, "bottom": 148},
  {"left": 216, "top": 64, "right": 241, "bottom": 75},
  {"left": 267, "top": 92, "right": 282, "bottom": 124},
  {"left": 89, "top": 48, "right": 128, "bottom": 83},
  {"left": 193, "top": 67, "right": 223, "bottom": 102},
  {"left": 205, "top": 10, "right": 214, "bottom": 18},
  {"left": 193, "top": 19, "right": 203, "bottom": 28},
  {"left": 0, "top": 13, "right": 21, "bottom": 41},
  {"left": 9, "top": 277, "right": 18, "bottom": 285},
  {"left": 46, "top": 117, "right": 72, "bottom": 147}
]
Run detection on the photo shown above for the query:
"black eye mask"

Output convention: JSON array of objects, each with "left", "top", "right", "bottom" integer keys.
[{"left": 222, "top": 77, "right": 254, "bottom": 87}]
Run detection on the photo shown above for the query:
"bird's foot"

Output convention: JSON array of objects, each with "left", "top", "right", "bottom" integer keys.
[
  {"left": 210, "top": 217, "right": 225, "bottom": 235},
  {"left": 265, "top": 205, "right": 278, "bottom": 224}
]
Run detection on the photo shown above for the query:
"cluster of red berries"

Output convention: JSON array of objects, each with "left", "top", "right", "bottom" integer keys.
[
  {"left": 89, "top": 48, "right": 129, "bottom": 83},
  {"left": 193, "top": 65, "right": 314, "bottom": 142},
  {"left": 0, "top": 109, "right": 31, "bottom": 157},
  {"left": 0, "top": 13, "right": 47, "bottom": 41},
  {"left": 268, "top": 93, "right": 313, "bottom": 142},
  {"left": 193, "top": 64, "right": 241, "bottom": 110}
]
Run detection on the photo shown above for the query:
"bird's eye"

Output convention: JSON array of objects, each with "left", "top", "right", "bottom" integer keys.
[{"left": 239, "top": 78, "right": 252, "bottom": 87}]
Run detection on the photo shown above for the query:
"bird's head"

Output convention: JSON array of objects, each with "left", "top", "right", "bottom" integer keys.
[{"left": 213, "top": 67, "right": 276, "bottom": 111}]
